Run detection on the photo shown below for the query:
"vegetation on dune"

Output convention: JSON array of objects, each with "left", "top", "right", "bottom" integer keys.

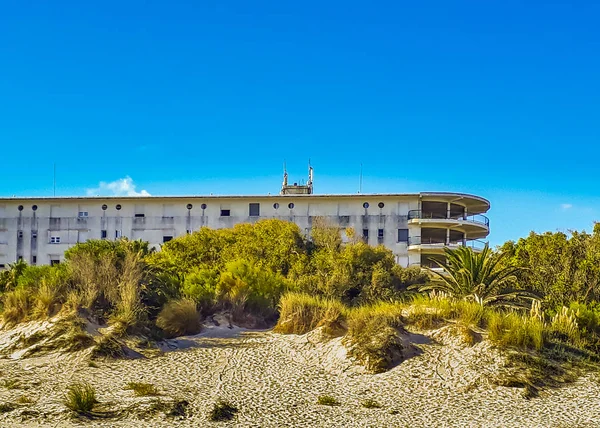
[
  {"left": 0, "top": 218, "right": 600, "bottom": 379},
  {"left": 124, "top": 382, "right": 159, "bottom": 397},
  {"left": 64, "top": 382, "right": 98, "bottom": 414},
  {"left": 208, "top": 399, "right": 238, "bottom": 422},
  {"left": 316, "top": 395, "right": 340, "bottom": 406}
]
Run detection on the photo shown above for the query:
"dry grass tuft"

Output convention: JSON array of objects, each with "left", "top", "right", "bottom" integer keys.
[
  {"left": 274, "top": 293, "right": 347, "bottom": 335},
  {"left": 2, "top": 288, "right": 32, "bottom": 326},
  {"left": 316, "top": 395, "right": 340, "bottom": 406},
  {"left": 487, "top": 311, "right": 545, "bottom": 351},
  {"left": 208, "top": 399, "right": 238, "bottom": 422},
  {"left": 64, "top": 382, "right": 98, "bottom": 414},
  {"left": 361, "top": 398, "right": 382, "bottom": 409},
  {"left": 124, "top": 382, "right": 159, "bottom": 397},
  {"left": 156, "top": 299, "right": 201, "bottom": 338},
  {"left": 91, "top": 335, "right": 125, "bottom": 359}
]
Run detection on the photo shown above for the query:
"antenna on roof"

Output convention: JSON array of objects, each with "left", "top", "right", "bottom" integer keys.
[{"left": 358, "top": 163, "right": 363, "bottom": 194}]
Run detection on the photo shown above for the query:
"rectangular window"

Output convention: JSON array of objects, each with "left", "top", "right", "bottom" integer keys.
[
  {"left": 378, "top": 229, "right": 384, "bottom": 239},
  {"left": 17, "top": 231, "right": 23, "bottom": 239},
  {"left": 362, "top": 229, "right": 369, "bottom": 238},
  {"left": 134, "top": 213, "right": 145, "bottom": 218},
  {"left": 220, "top": 209, "right": 231, "bottom": 217},
  {"left": 101, "top": 230, "right": 107, "bottom": 239},
  {"left": 32, "top": 232, "right": 37, "bottom": 239},
  {"left": 163, "top": 236, "right": 173, "bottom": 243},
  {"left": 249, "top": 203, "right": 260, "bottom": 217},
  {"left": 50, "top": 259, "right": 60, "bottom": 266},
  {"left": 32, "top": 256, "right": 37, "bottom": 265},
  {"left": 0, "top": 264, "right": 5, "bottom": 269},
  {"left": 50, "top": 236, "right": 61, "bottom": 244},
  {"left": 115, "top": 230, "right": 122, "bottom": 238},
  {"left": 78, "top": 211, "right": 89, "bottom": 218},
  {"left": 398, "top": 229, "right": 409, "bottom": 242}
]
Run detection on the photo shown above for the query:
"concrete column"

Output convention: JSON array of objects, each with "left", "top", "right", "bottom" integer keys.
[
  {"left": 446, "top": 228, "right": 450, "bottom": 245},
  {"left": 447, "top": 202, "right": 451, "bottom": 219}
]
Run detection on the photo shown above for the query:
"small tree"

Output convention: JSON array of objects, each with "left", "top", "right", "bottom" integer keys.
[{"left": 416, "top": 245, "right": 536, "bottom": 308}]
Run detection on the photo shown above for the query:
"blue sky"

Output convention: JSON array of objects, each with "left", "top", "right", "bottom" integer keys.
[{"left": 1, "top": 1, "right": 599, "bottom": 245}]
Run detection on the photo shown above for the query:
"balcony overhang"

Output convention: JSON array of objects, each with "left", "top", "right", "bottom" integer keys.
[{"left": 408, "top": 218, "right": 489, "bottom": 238}]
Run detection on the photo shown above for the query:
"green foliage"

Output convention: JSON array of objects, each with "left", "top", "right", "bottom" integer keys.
[
  {"left": 208, "top": 399, "right": 238, "bottom": 422},
  {"left": 2, "top": 288, "right": 32, "bottom": 325},
  {"left": 64, "top": 382, "right": 98, "bottom": 414},
  {"left": 316, "top": 395, "right": 340, "bottom": 406},
  {"left": 487, "top": 311, "right": 545, "bottom": 351},
  {"left": 91, "top": 335, "right": 125, "bottom": 359},
  {"left": 156, "top": 299, "right": 200, "bottom": 338},
  {"left": 0, "top": 403, "right": 15, "bottom": 413},
  {"left": 124, "top": 382, "right": 159, "bottom": 396},
  {"left": 182, "top": 267, "right": 218, "bottom": 312},
  {"left": 416, "top": 245, "right": 536, "bottom": 308}
]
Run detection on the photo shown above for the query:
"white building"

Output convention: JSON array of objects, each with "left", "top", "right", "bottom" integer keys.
[{"left": 0, "top": 175, "right": 490, "bottom": 269}]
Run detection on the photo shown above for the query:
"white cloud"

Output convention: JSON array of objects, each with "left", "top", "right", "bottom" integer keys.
[
  {"left": 560, "top": 203, "right": 573, "bottom": 210},
  {"left": 86, "top": 176, "right": 150, "bottom": 197}
]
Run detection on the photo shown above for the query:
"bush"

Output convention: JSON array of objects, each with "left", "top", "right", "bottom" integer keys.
[
  {"left": 182, "top": 268, "right": 218, "bottom": 313},
  {"left": 64, "top": 382, "right": 97, "bottom": 414},
  {"left": 344, "top": 302, "right": 404, "bottom": 373},
  {"left": 156, "top": 299, "right": 201, "bottom": 338},
  {"left": 316, "top": 395, "right": 340, "bottom": 406},
  {"left": 208, "top": 399, "right": 238, "bottom": 422},
  {"left": 124, "top": 382, "right": 159, "bottom": 397},
  {"left": 274, "top": 293, "right": 347, "bottom": 335}
]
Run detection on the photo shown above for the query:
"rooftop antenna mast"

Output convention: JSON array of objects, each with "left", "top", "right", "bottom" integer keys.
[{"left": 359, "top": 163, "right": 363, "bottom": 194}]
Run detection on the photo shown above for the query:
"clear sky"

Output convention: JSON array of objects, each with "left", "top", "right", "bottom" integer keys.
[{"left": 1, "top": 1, "right": 599, "bottom": 246}]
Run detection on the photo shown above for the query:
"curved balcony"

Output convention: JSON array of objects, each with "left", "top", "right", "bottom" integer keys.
[
  {"left": 407, "top": 236, "right": 487, "bottom": 254},
  {"left": 407, "top": 210, "right": 489, "bottom": 237}
]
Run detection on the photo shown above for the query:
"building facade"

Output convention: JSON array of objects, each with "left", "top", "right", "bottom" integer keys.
[{"left": 0, "top": 190, "right": 490, "bottom": 269}]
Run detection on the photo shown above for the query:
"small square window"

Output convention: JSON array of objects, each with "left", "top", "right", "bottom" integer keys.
[
  {"left": 78, "top": 211, "right": 89, "bottom": 218},
  {"left": 115, "top": 230, "right": 122, "bottom": 238},
  {"left": 17, "top": 231, "right": 23, "bottom": 239},
  {"left": 220, "top": 209, "right": 231, "bottom": 217},
  {"left": 163, "top": 236, "right": 173, "bottom": 243},
  {"left": 378, "top": 229, "right": 384, "bottom": 239},
  {"left": 249, "top": 203, "right": 260, "bottom": 217},
  {"left": 50, "top": 236, "right": 61, "bottom": 244},
  {"left": 398, "top": 229, "right": 409, "bottom": 243},
  {"left": 101, "top": 230, "right": 107, "bottom": 239},
  {"left": 50, "top": 259, "right": 60, "bottom": 266}
]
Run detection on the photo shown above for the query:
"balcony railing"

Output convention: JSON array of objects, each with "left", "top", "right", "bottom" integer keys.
[
  {"left": 408, "top": 236, "right": 488, "bottom": 250},
  {"left": 408, "top": 210, "right": 489, "bottom": 227}
]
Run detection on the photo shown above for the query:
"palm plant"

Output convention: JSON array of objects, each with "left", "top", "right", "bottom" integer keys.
[{"left": 416, "top": 245, "right": 537, "bottom": 308}]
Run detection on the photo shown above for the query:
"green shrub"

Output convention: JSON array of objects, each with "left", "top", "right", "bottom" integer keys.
[
  {"left": 64, "top": 382, "right": 97, "bottom": 414},
  {"left": 124, "top": 382, "right": 159, "bottom": 397},
  {"left": 182, "top": 268, "right": 218, "bottom": 313},
  {"left": 208, "top": 399, "right": 238, "bottom": 422},
  {"left": 156, "top": 299, "right": 201, "bottom": 338},
  {"left": 16, "top": 395, "right": 34, "bottom": 404},
  {"left": 0, "top": 403, "right": 15, "bottom": 413},
  {"left": 316, "top": 395, "right": 340, "bottom": 406},
  {"left": 274, "top": 293, "right": 347, "bottom": 335}
]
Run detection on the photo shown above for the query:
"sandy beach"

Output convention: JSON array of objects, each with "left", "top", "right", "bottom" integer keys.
[{"left": 0, "top": 319, "right": 597, "bottom": 428}]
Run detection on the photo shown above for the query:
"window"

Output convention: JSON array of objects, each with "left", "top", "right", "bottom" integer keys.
[
  {"left": 273, "top": 203, "right": 279, "bottom": 209},
  {"left": 362, "top": 229, "right": 369, "bottom": 239},
  {"left": 378, "top": 229, "right": 384, "bottom": 239},
  {"left": 32, "top": 232, "right": 37, "bottom": 239},
  {"left": 134, "top": 213, "right": 145, "bottom": 218},
  {"left": 32, "top": 256, "right": 37, "bottom": 265},
  {"left": 115, "top": 230, "right": 122, "bottom": 238},
  {"left": 363, "top": 202, "right": 369, "bottom": 209},
  {"left": 101, "top": 230, "right": 107, "bottom": 239},
  {"left": 186, "top": 230, "right": 192, "bottom": 235},
  {"left": 0, "top": 264, "right": 5, "bottom": 269},
  {"left": 201, "top": 203, "right": 207, "bottom": 210},
  {"left": 50, "top": 259, "right": 60, "bottom": 266},
  {"left": 288, "top": 203, "right": 295, "bottom": 209},
  {"left": 163, "top": 236, "right": 173, "bottom": 243},
  {"left": 378, "top": 202, "right": 385, "bottom": 208},
  {"left": 220, "top": 209, "right": 231, "bottom": 217},
  {"left": 50, "top": 236, "right": 61, "bottom": 244},
  {"left": 249, "top": 203, "right": 260, "bottom": 217},
  {"left": 17, "top": 231, "right": 23, "bottom": 239},
  {"left": 78, "top": 211, "right": 89, "bottom": 218},
  {"left": 398, "top": 229, "right": 409, "bottom": 243}
]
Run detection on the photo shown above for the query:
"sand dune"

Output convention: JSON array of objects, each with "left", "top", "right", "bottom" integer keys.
[{"left": 0, "top": 319, "right": 598, "bottom": 427}]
